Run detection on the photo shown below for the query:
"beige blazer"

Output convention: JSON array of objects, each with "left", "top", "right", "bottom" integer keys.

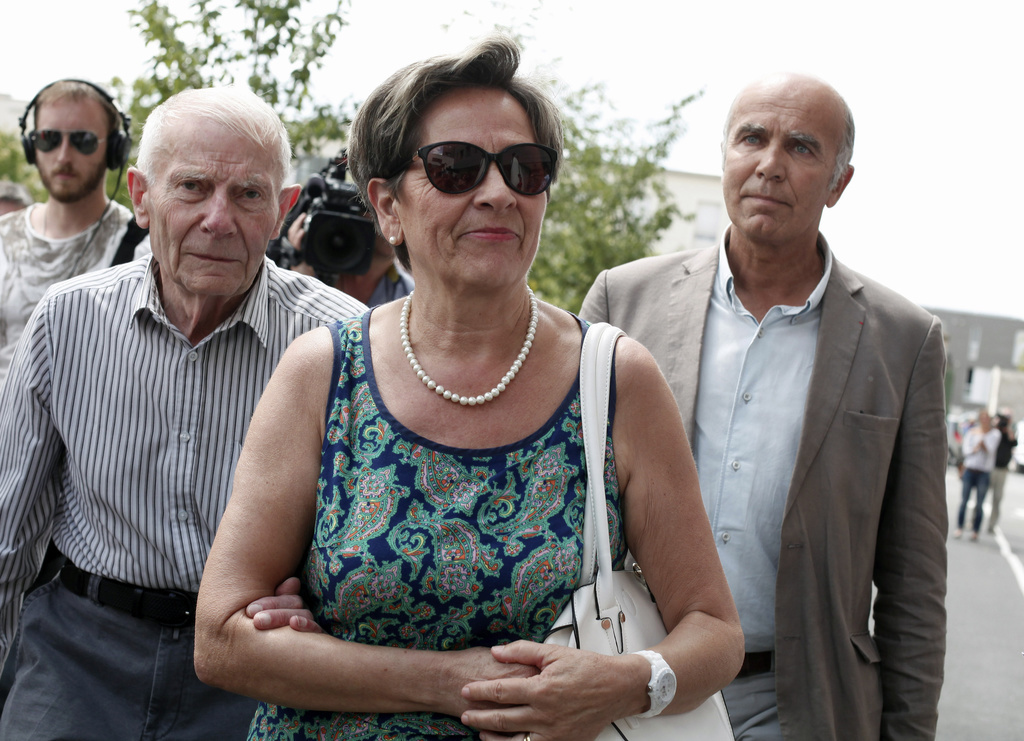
[{"left": 580, "top": 244, "right": 947, "bottom": 740}]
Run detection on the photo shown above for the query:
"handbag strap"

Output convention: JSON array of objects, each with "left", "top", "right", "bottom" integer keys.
[{"left": 577, "top": 321, "right": 624, "bottom": 591}]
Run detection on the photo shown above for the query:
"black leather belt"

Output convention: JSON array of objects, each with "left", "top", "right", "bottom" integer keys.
[
  {"left": 737, "top": 651, "right": 774, "bottom": 677},
  {"left": 59, "top": 563, "right": 197, "bottom": 628}
]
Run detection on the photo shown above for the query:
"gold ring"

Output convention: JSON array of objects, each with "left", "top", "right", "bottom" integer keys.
[{"left": 524, "top": 736, "right": 532, "bottom": 741}]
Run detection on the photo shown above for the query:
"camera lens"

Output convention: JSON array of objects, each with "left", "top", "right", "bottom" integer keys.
[{"left": 305, "top": 209, "right": 377, "bottom": 275}]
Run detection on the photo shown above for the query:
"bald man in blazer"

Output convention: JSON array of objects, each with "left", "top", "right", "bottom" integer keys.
[{"left": 580, "top": 74, "right": 947, "bottom": 741}]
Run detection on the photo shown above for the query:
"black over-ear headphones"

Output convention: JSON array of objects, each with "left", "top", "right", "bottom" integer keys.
[{"left": 19, "top": 79, "right": 132, "bottom": 171}]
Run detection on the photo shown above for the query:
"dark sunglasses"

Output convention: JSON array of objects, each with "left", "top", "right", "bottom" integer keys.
[
  {"left": 30, "top": 129, "right": 105, "bottom": 156},
  {"left": 396, "top": 141, "right": 557, "bottom": 196}
]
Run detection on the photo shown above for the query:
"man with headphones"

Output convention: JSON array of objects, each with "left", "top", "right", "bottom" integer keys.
[{"left": 0, "top": 79, "right": 149, "bottom": 386}]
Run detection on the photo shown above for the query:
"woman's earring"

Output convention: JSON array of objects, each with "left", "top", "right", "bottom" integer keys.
[{"left": 389, "top": 236, "right": 398, "bottom": 245}]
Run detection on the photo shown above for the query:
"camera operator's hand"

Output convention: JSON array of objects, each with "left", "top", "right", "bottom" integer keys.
[
  {"left": 288, "top": 212, "right": 307, "bottom": 252},
  {"left": 285, "top": 213, "right": 317, "bottom": 277}
]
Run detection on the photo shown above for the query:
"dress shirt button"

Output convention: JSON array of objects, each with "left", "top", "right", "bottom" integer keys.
[
  {"left": 731, "top": 460, "right": 741, "bottom": 471},
  {"left": 757, "top": 327, "right": 764, "bottom": 338},
  {"left": 743, "top": 392, "right": 752, "bottom": 403},
  {"left": 179, "top": 432, "right": 191, "bottom": 442},
  {"left": 177, "top": 510, "right": 190, "bottom": 522},
  {"left": 721, "top": 532, "right": 731, "bottom": 543},
  {"left": 187, "top": 351, "right": 198, "bottom": 362}
]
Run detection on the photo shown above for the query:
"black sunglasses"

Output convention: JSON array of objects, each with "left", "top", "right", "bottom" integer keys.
[
  {"left": 395, "top": 141, "right": 557, "bottom": 196},
  {"left": 30, "top": 129, "right": 105, "bottom": 156}
]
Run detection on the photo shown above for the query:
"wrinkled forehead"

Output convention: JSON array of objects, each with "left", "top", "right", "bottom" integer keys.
[
  {"left": 727, "top": 76, "right": 845, "bottom": 141},
  {"left": 158, "top": 120, "right": 280, "bottom": 188}
]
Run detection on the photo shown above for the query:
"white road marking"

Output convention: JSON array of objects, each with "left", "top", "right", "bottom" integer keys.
[{"left": 993, "top": 526, "right": 1024, "bottom": 600}]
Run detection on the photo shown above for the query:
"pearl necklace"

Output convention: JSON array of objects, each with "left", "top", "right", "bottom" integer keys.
[{"left": 400, "top": 288, "right": 538, "bottom": 406}]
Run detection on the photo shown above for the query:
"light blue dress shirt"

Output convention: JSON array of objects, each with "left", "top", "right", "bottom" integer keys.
[{"left": 693, "top": 233, "right": 832, "bottom": 652}]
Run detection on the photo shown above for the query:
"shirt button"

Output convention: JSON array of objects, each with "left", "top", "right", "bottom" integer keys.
[
  {"left": 731, "top": 460, "right": 741, "bottom": 470},
  {"left": 179, "top": 432, "right": 191, "bottom": 442},
  {"left": 721, "top": 532, "right": 731, "bottom": 543},
  {"left": 177, "top": 510, "right": 190, "bottom": 522},
  {"left": 187, "top": 351, "right": 198, "bottom": 362},
  {"left": 743, "top": 392, "right": 752, "bottom": 403},
  {"left": 757, "top": 327, "right": 764, "bottom": 338}
]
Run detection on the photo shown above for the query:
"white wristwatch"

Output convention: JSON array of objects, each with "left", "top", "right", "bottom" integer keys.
[{"left": 634, "top": 649, "right": 677, "bottom": 718}]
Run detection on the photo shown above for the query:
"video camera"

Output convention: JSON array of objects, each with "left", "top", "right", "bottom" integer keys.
[{"left": 267, "top": 153, "right": 376, "bottom": 277}]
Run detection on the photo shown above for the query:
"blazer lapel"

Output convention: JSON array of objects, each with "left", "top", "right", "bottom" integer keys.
[
  {"left": 786, "top": 260, "right": 866, "bottom": 513},
  {"left": 667, "top": 248, "right": 718, "bottom": 442}
]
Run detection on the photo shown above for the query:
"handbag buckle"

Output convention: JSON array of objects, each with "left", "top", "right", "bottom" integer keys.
[{"left": 632, "top": 562, "right": 650, "bottom": 591}]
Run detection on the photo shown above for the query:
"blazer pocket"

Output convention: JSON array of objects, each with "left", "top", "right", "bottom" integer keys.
[
  {"left": 850, "top": 631, "right": 881, "bottom": 664},
  {"left": 843, "top": 410, "right": 899, "bottom": 435}
]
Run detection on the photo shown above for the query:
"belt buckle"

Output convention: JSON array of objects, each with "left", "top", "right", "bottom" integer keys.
[
  {"left": 61, "top": 564, "right": 90, "bottom": 596},
  {"left": 158, "top": 589, "right": 196, "bottom": 628}
]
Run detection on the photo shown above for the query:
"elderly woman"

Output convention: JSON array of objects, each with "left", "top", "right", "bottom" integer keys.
[{"left": 195, "top": 34, "right": 743, "bottom": 741}]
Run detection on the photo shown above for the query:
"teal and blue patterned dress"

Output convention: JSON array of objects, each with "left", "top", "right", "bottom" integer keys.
[{"left": 249, "top": 313, "right": 625, "bottom": 741}]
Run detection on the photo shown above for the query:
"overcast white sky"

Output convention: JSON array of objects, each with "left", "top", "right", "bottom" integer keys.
[{"left": 4, "top": 0, "right": 1021, "bottom": 319}]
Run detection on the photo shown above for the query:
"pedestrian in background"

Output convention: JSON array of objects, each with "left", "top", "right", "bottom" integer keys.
[
  {"left": 955, "top": 410, "right": 1001, "bottom": 541},
  {"left": 0, "top": 182, "right": 32, "bottom": 217},
  {"left": 0, "top": 80, "right": 150, "bottom": 386},
  {"left": 987, "top": 411, "right": 1017, "bottom": 533}
]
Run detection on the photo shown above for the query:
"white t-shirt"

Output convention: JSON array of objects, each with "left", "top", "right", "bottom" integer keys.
[{"left": 0, "top": 202, "right": 150, "bottom": 386}]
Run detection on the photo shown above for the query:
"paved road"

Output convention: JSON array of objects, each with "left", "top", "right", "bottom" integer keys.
[{"left": 937, "top": 466, "right": 1024, "bottom": 740}]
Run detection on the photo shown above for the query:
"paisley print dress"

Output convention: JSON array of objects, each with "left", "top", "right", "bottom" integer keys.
[{"left": 249, "top": 313, "right": 624, "bottom": 741}]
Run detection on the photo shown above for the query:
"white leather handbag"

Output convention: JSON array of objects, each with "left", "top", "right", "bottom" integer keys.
[{"left": 544, "top": 322, "right": 734, "bottom": 741}]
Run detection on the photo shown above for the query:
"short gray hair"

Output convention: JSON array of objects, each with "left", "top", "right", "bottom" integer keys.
[
  {"left": 347, "top": 33, "right": 564, "bottom": 269},
  {"left": 830, "top": 99, "right": 855, "bottom": 190},
  {"left": 136, "top": 86, "right": 292, "bottom": 188}
]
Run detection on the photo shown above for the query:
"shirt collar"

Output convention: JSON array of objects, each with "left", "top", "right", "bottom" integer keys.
[
  {"left": 715, "top": 227, "right": 834, "bottom": 318},
  {"left": 132, "top": 255, "right": 271, "bottom": 348}
]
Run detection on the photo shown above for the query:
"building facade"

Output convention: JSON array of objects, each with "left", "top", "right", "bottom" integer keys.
[
  {"left": 651, "top": 170, "right": 729, "bottom": 254},
  {"left": 928, "top": 308, "right": 1024, "bottom": 421}
]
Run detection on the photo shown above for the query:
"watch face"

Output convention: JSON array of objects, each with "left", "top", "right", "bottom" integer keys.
[
  {"left": 655, "top": 668, "right": 677, "bottom": 703},
  {"left": 659, "top": 671, "right": 675, "bottom": 700}
]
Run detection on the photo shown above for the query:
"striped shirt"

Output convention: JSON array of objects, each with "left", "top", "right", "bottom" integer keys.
[{"left": 0, "top": 255, "right": 365, "bottom": 657}]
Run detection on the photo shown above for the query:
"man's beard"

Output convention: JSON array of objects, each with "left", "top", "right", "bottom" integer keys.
[{"left": 40, "top": 159, "right": 108, "bottom": 204}]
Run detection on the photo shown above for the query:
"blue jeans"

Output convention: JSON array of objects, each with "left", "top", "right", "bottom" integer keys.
[{"left": 958, "top": 468, "right": 991, "bottom": 533}]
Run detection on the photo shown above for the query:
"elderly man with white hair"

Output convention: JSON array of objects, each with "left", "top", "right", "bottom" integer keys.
[{"left": 0, "top": 86, "right": 365, "bottom": 739}]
